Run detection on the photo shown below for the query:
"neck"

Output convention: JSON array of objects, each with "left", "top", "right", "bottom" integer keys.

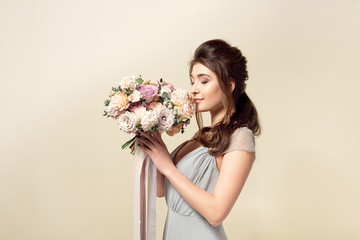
[{"left": 210, "top": 104, "right": 235, "bottom": 127}]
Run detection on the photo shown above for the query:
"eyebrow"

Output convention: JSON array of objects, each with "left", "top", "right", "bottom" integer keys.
[{"left": 190, "top": 73, "right": 212, "bottom": 79}]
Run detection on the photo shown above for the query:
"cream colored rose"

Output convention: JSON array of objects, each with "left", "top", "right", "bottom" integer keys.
[
  {"left": 170, "top": 88, "right": 189, "bottom": 105},
  {"left": 179, "top": 101, "right": 194, "bottom": 120},
  {"left": 128, "top": 90, "right": 142, "bottom": 102},
  {"left": 110, "top": 91, "right": 130, "bottom": 111}
]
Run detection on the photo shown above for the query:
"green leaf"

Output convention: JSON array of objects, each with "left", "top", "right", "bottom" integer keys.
[
  {"left": 136, "top": 75, "right": 143, "bottom": 85},
  {"left": 104, "top": 99, "right": 110, "bottom": 106},
  {"left": 140, "top": 98, "right": 147, "bottom": 105},
  {"left": 161, "top": 92, "right": 169, "bottom": 99},
  {"left": 124, "top": 88, "right": 134, "bottom": 96}
]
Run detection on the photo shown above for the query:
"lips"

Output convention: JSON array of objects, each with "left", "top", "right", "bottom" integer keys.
[{"left": 194, "top": 98, "right": 203, "bottom": 103}]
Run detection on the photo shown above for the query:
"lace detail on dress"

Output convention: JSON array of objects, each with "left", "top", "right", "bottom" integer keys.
[{"left": 222, "top": 127, "right": 255, "bottom": 154}]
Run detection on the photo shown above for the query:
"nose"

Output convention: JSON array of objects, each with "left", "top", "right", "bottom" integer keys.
[{"left": 191, "top": 82, "right": 199, "bottom": 95}]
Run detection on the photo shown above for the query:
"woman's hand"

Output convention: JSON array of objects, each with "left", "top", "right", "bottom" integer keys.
[{"left": 137, "top": 131, "right": 175, "bottom": 175}]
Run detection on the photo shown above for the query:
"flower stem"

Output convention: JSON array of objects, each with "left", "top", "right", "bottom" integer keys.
[{"left": 122, "top": 136, "right": 137, "bottom": 150}]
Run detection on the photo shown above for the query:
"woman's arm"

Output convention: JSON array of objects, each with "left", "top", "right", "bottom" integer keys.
[
  {"left": 137, "top": 131, "right": 255, "bottom": 226},
  {"left": 164, "top": 150, "right": 254, "bottom": 226}
]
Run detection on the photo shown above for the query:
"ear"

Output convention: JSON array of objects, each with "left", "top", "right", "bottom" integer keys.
[{"left": 229, "top": 79, "right": 235, "bottom": 92}]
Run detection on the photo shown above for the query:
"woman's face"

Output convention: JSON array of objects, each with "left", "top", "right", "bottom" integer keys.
[{"left": 190, "top": 63, "right": 226, "bottom": 113}]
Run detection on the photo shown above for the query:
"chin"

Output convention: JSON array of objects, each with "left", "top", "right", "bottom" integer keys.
[{"left": 195, "top": 106, "right": 208, "bottom": 113}]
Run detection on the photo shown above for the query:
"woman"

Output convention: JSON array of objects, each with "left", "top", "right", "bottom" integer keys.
[{"left": 137, "top": 39, "right": 261, "bottom": 239}]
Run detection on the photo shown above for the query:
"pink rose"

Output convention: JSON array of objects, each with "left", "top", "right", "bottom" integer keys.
[
  {"left": 136, "top": 85, "right": 158, "bottom": 103},
  {"left": 161, "top": 81, "right": 175, "bottom": 94}
]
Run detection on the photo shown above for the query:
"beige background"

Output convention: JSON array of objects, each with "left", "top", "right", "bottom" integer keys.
[{"left": 1, "top": 0, "right": 359, "bottom": 239}]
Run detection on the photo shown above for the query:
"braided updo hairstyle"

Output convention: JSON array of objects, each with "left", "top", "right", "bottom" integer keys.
[{"left": 190, "top": 39, "right": 261, "bottom": 156}]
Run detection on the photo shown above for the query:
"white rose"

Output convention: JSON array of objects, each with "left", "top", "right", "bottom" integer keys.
[
  {"left": 128, "top": 90, "right": 142, "bottom": 102},
  {"left": 118, "top": 111, "right": 138, "bottom": 134},
  {"left": 158, "top": 106, "right": 174, "bottom": 133},
  {"left": 120, "top": 75, "right": 137, "bottom": 90},
  {"left": 140, "top": 110, "right": 159, "bottom": 132}
]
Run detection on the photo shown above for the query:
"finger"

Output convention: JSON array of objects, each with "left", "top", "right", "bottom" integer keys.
[
  {"left": 152, "top": 131, "right": 164, "bottom": 145},
  {"left": 138, "top": 135, "right": 155, "bottom": 150},
  {"left": 137, "top": 144, "right": 150, "bottom": 155},
  {"left": 139, "top": 131, "right": 158, "bottom": 144}
]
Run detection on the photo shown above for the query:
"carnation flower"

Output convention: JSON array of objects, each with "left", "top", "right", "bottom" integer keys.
[
  {"left": 158, "top": 106, "right": 174, "bottom": 133},
  {"left": 129, "top": 103, "right": 147, "bottom": 119},
  {"left": 110, "top": 91, "right": 130, "bottom": 111},
  {"left": 118, "top": 111, "right": 138, "bottom": 134},
  {"left": 140, "top": 110, "right": 159, "bottom": 132},
  {"left": 147, "top": 102, "right": 163, "bottom": 113},
  {"left": 128, "top": 90, "right": 142, "bottom": 102},
  {"left": 120, "top": 75, "right": 137, "bottom": 90},
  {"left": 170, "top": 88, "right": 189, "bottom": 105},
  {"left": 136, "top": 85, "right": 158, "bottom": 103},
  {"left": 107, "top": 102, "right": 122, "bottom": 118}
]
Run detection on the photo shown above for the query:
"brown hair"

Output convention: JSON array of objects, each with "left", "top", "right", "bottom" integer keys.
[{"left": 190, "top": 39, "right": 261, "bottom": 156}]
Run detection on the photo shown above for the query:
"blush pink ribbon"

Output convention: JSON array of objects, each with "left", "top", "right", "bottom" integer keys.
[{"left": 133, "top": 141, "right": 157, "bottom": 240}]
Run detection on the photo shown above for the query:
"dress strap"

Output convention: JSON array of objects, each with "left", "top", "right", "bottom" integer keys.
[
  {"left": 171, "top": 130, "right": 199, "bottom": 162},
  {"left": 170, "top": 140, "right": 190, "bottom": 161}
]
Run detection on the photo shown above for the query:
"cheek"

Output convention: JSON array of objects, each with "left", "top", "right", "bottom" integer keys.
[{"left": 204, "top": 85, "right": 225, "bottom": 106}]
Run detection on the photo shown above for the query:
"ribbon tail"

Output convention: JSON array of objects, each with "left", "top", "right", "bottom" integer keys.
[
  {"left": 147, "top": 159, "right": 157, "bottom": 240},
  {"left": 134, "top": 142, "right": 146, "bottom": 240}
]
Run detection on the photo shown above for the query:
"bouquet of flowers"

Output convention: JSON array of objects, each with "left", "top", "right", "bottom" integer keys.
[{"left": 103, "top": 75, "right": 194, "bottom": 154}]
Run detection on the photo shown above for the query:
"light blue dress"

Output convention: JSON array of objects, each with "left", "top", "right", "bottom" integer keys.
[{"left": 163, "top": 127, "right": 256, "bottom": 240}]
